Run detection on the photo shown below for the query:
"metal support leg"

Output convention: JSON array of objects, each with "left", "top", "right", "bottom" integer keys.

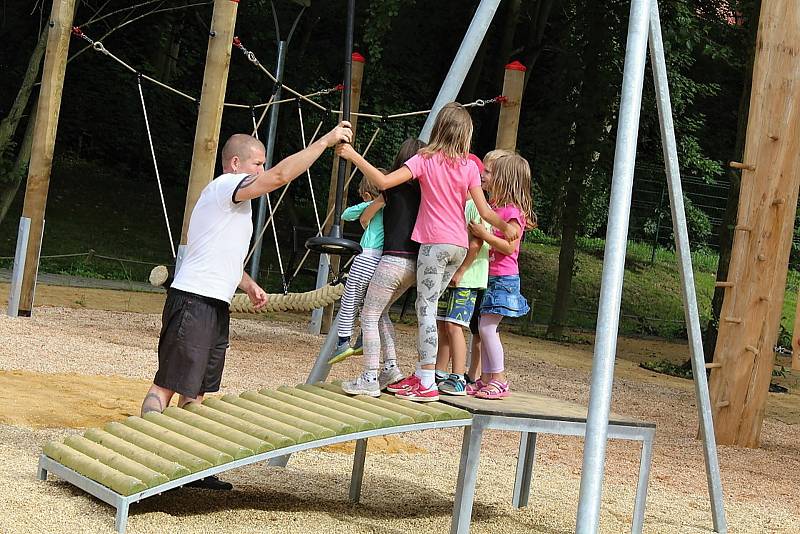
[
  {"left": 512, "top": 432, "right": 537, "bottom": 508},
  {"left": 648, "top": 2, "right": 726, "bottom": 532},
  {"left": 576, "top": 0, "right": 652, "bottom": 531},
  {"left": 631, "top": 431, "right": 654, "bottom": 534},
  {"left": 349, "top": 438, "right": 368, "bottom": 503},
  {"left": 37, "top": 464, "right": 47, "bottom": 481},
  {"left": 114, "top": 502, "right": 129, "bottom": 534},
  {"left": 8, "top": 217, "right": 31, "bottom": 317},
  {"left": 450, "top": 421, "right": 484, "bottom": 534},
  {"left": 309, "top": 254, "right": 331, "bottom": 334}
]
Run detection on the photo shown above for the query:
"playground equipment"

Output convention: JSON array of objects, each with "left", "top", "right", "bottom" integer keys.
[
  {"left": 16, "top": 0, "right": 737, "bottom": 532},
  {"left": 38, "top": 384, "right": 471, "bottom": 533},
  {"left": 708, "top": 0, "right": 800, "bottom": 448}
]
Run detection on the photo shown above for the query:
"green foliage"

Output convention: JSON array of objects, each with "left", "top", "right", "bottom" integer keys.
[{"left": 640, "top": 359, "right": 693, "bottom": 380}]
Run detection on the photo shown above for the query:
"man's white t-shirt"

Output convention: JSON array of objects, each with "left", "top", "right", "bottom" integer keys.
[{"left": 171, "top": 173, "right": 253, "bottom": 303}]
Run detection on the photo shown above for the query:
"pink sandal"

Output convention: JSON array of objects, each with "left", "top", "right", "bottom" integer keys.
[
  {"left": 475, "top": 379, "right": 511, "bottom": 400},
  {"left": 465, "top": 378, "right": 486, "bottom": 396}
]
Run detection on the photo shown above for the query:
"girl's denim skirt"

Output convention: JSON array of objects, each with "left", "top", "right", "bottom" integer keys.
[{"left": 480, "top": 274, "right": 529, "bottom": 318}]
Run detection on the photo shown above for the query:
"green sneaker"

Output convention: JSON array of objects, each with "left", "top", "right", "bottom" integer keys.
[
  {"left": 351, "top": 333, "right": 364, "bottom": 356},
  {"left": 328, "top": 340, "right": 355, "bottom": 365}
]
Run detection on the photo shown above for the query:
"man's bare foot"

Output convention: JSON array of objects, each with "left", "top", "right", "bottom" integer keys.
[{"left": 141, "top": 392, "right": 164, "bottom": 416}]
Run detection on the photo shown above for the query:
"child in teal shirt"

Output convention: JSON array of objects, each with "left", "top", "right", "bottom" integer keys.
[{"left": 329, "top": 176, "right": 385, "bottom": 363}]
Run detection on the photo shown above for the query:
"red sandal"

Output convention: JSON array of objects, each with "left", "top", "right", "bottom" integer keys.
[{"left": 475, "top": 379, "right": 511, "bottom": 400}]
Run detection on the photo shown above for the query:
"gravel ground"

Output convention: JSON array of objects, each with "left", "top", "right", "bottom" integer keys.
[{"left": 1, "top": 300, "right": 798, "bottom": 533}]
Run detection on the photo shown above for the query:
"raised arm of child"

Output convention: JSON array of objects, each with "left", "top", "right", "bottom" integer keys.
[
  {"left": 336, "top": 143, "right": 413, "bottom": 191},
  {"left": 359, "top": 195, "right": 384, "bottom": 229},
  {"left": 468, "top": 186, "right": 519, "bottom": 242},
  {"left": 468, "top": 220, "right": 521, "bottom": 257}
]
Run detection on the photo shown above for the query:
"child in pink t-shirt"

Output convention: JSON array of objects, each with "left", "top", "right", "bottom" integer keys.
[
  {"left": 336, "top": 102, "right": 517, "bottom": 401},
  {"left": 466, "top": 154, "right": 537, "bottom": 399}
]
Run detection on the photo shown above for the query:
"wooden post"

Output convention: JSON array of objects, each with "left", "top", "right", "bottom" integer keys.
[
  {"left": 495, "top": 61, "right": 526, "bottom": 151},
  {"left": 793, "top": 290, "right": 800, "bottom": 371},
  {"left": 708, "top": 0, "right": 800, "bottom": 447},
  {"left": 17, "top": 0, "right": 76, "bottom": 316},
  {"left": 318, "top": 52, "right": 366, "bottom": 334},
  {"left": 179, "top": 0, "right": 239, "bottom": 248}
]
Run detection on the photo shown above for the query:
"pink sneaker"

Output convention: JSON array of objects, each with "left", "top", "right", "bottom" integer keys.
[
  {"left": 465, "top": 378, "right": 486, "bottom": 396},
  {"left": 395, "top": 382, "right": 440, "bottom": 402},
  {"left": 386, "top": 374, "right": 420, "bottom": 394}
]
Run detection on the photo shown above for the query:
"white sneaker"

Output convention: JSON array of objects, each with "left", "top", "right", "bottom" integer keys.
[
  {"left": 341, "top": 375, "right": 381, "bottom": 397},
  {"left": 378, "top": 367, "right": 405, "bottom": 391}
]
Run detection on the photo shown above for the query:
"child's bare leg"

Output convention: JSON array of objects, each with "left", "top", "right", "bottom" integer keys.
[
  {"left": 435, "top": 320, "right": 451, "bottom": 373},
  {"left": 468, "top": 334, "right": 481, "bottom": 379},
  {"left": 445, "top": 321, "right": 467, "bottom": 375}
]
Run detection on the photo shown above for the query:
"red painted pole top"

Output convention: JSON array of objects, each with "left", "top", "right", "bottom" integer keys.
[
  {"left": 505, "top": 60, "right": 527, "bottom": 72},
  {"left": 352, "top": 52, "right": 366, "bottom": 63}
]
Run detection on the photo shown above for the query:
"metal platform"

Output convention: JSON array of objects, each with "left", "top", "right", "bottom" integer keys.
[{"left": 442, "top": 392, "right": 656, "bottom": 534}]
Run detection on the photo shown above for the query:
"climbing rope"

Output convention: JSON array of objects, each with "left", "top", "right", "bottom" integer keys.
[
  {"left": 229, "top": 283, "right": 345, "bottom": 314},
  {"left": 136, "top": 74, "right": 176, "bottom": 259},
  {"left": 297, "top": 101, "right": 323, "bottom": 233}
]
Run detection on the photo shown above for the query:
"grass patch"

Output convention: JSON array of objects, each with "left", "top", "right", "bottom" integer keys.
[{"left": 640, "top": 359, "right": 693, "bottom": 379}]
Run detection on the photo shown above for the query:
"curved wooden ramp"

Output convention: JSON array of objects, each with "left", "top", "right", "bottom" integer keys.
[{"left": 37, "top": 383, "right": 471, "bottom": 533}]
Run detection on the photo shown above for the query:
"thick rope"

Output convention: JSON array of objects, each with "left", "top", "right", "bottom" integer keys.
[
  {"left": 136, "top": 75, "right": 176, "bottom": 258},
  {"left": 229, "top": 283, "right": 344, "bottom": 313}
]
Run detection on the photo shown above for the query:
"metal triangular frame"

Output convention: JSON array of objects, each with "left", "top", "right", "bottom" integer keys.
[{"left": 576, "top": 0, "right": 726, "bottom": 532}]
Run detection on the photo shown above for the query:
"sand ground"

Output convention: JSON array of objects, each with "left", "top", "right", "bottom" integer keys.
[{"left": 0, "top": 283, "right": 798, "bottom": 533}]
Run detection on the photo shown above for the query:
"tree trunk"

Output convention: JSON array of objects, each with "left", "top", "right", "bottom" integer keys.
[
  {"left": 0, "top": 106, "right": 38, "bottom": 224},
  {"left": 547, "top": 180, "right": 582, "bottom": 337},
  {"left": 0, "top": 27, "right": 48, "bottom": 157}
]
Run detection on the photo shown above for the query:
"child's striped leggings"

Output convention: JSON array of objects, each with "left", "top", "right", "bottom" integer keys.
[{"left": 337, "top": 251, "right": 382, "bottom": 340}]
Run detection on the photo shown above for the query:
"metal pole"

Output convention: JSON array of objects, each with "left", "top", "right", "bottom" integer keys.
[
  {"left": 8, "top": 217, "right": 31, "bottom": 317},
  {"left": 576, "top": 0, "right": 651, "bottom": 531},
  {"left": 419, "top": 0, "right": 502, "bottom": 142},
  {"left": 648, "top": 2, "right": 727, "bottom": 531},
  {"left": 249, "top": 40, "right": 287, "bottom": 282},
  {"left": 309, "top": 254, "right": 331, "bottom": 334},
  {"left": 328, "top": 0, "right": 356, "bottom": 241}
]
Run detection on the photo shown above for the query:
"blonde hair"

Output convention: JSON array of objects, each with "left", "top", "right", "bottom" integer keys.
[
  {"left": 489, "top": 154, "right": 537, "bottom": 229},
  {"left": 418, "top": 102, "right": 473, "bottom": 163},
  {"left": 359, "top": 174, "right": 381, "bottom": 198},
  {"left": 483, "top": 149, "right": 515, "bottom": 168}
]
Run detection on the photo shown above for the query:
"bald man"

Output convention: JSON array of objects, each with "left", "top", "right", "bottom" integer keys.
[{"left": 140, "top": 123, "right": 352, "bottom": 489}]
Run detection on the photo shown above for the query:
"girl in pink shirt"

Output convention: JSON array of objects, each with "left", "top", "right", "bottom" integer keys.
[
  {"left": 466, "top": 154, "right": 536, "bottom": 399},
  {"left": 337, "top": 102, "right": 517, "bottom": 401}
]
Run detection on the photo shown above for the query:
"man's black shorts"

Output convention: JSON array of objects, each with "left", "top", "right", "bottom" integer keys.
[{"left": 154, "top": 288, "right": 230, "bottom": 398}]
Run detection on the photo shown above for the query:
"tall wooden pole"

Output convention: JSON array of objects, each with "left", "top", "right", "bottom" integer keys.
[
  {"left": 792, "top": 291, "right": 800, "bottom": 371},
  {"left": 495, "top": 61, "right": 526, "bottom": 151},
  {"left": 16, "top": 0, "right": 77, "bottom": 316},
  {"left": 178, "top": 0, "right": 239, "bottom": 256},
  {"left": 708, "top": 0, "right": 800, "bottom": 447},
  {"left": 311, "top": 52, "right": 365, "bottom": 335}
]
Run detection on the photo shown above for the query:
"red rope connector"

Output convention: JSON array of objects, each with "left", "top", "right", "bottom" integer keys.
[
  {"left": 495, "top": 95, "right": 508, "bottom": 103},
  {"left": 232, "top": 36, "right": 242, "bottom": 48},
  {"left": 335, "top": 83, "right": 345, "bottom": 91},
  {"left": 71, "top": 26, "right": 84, "bottom": 38}
]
